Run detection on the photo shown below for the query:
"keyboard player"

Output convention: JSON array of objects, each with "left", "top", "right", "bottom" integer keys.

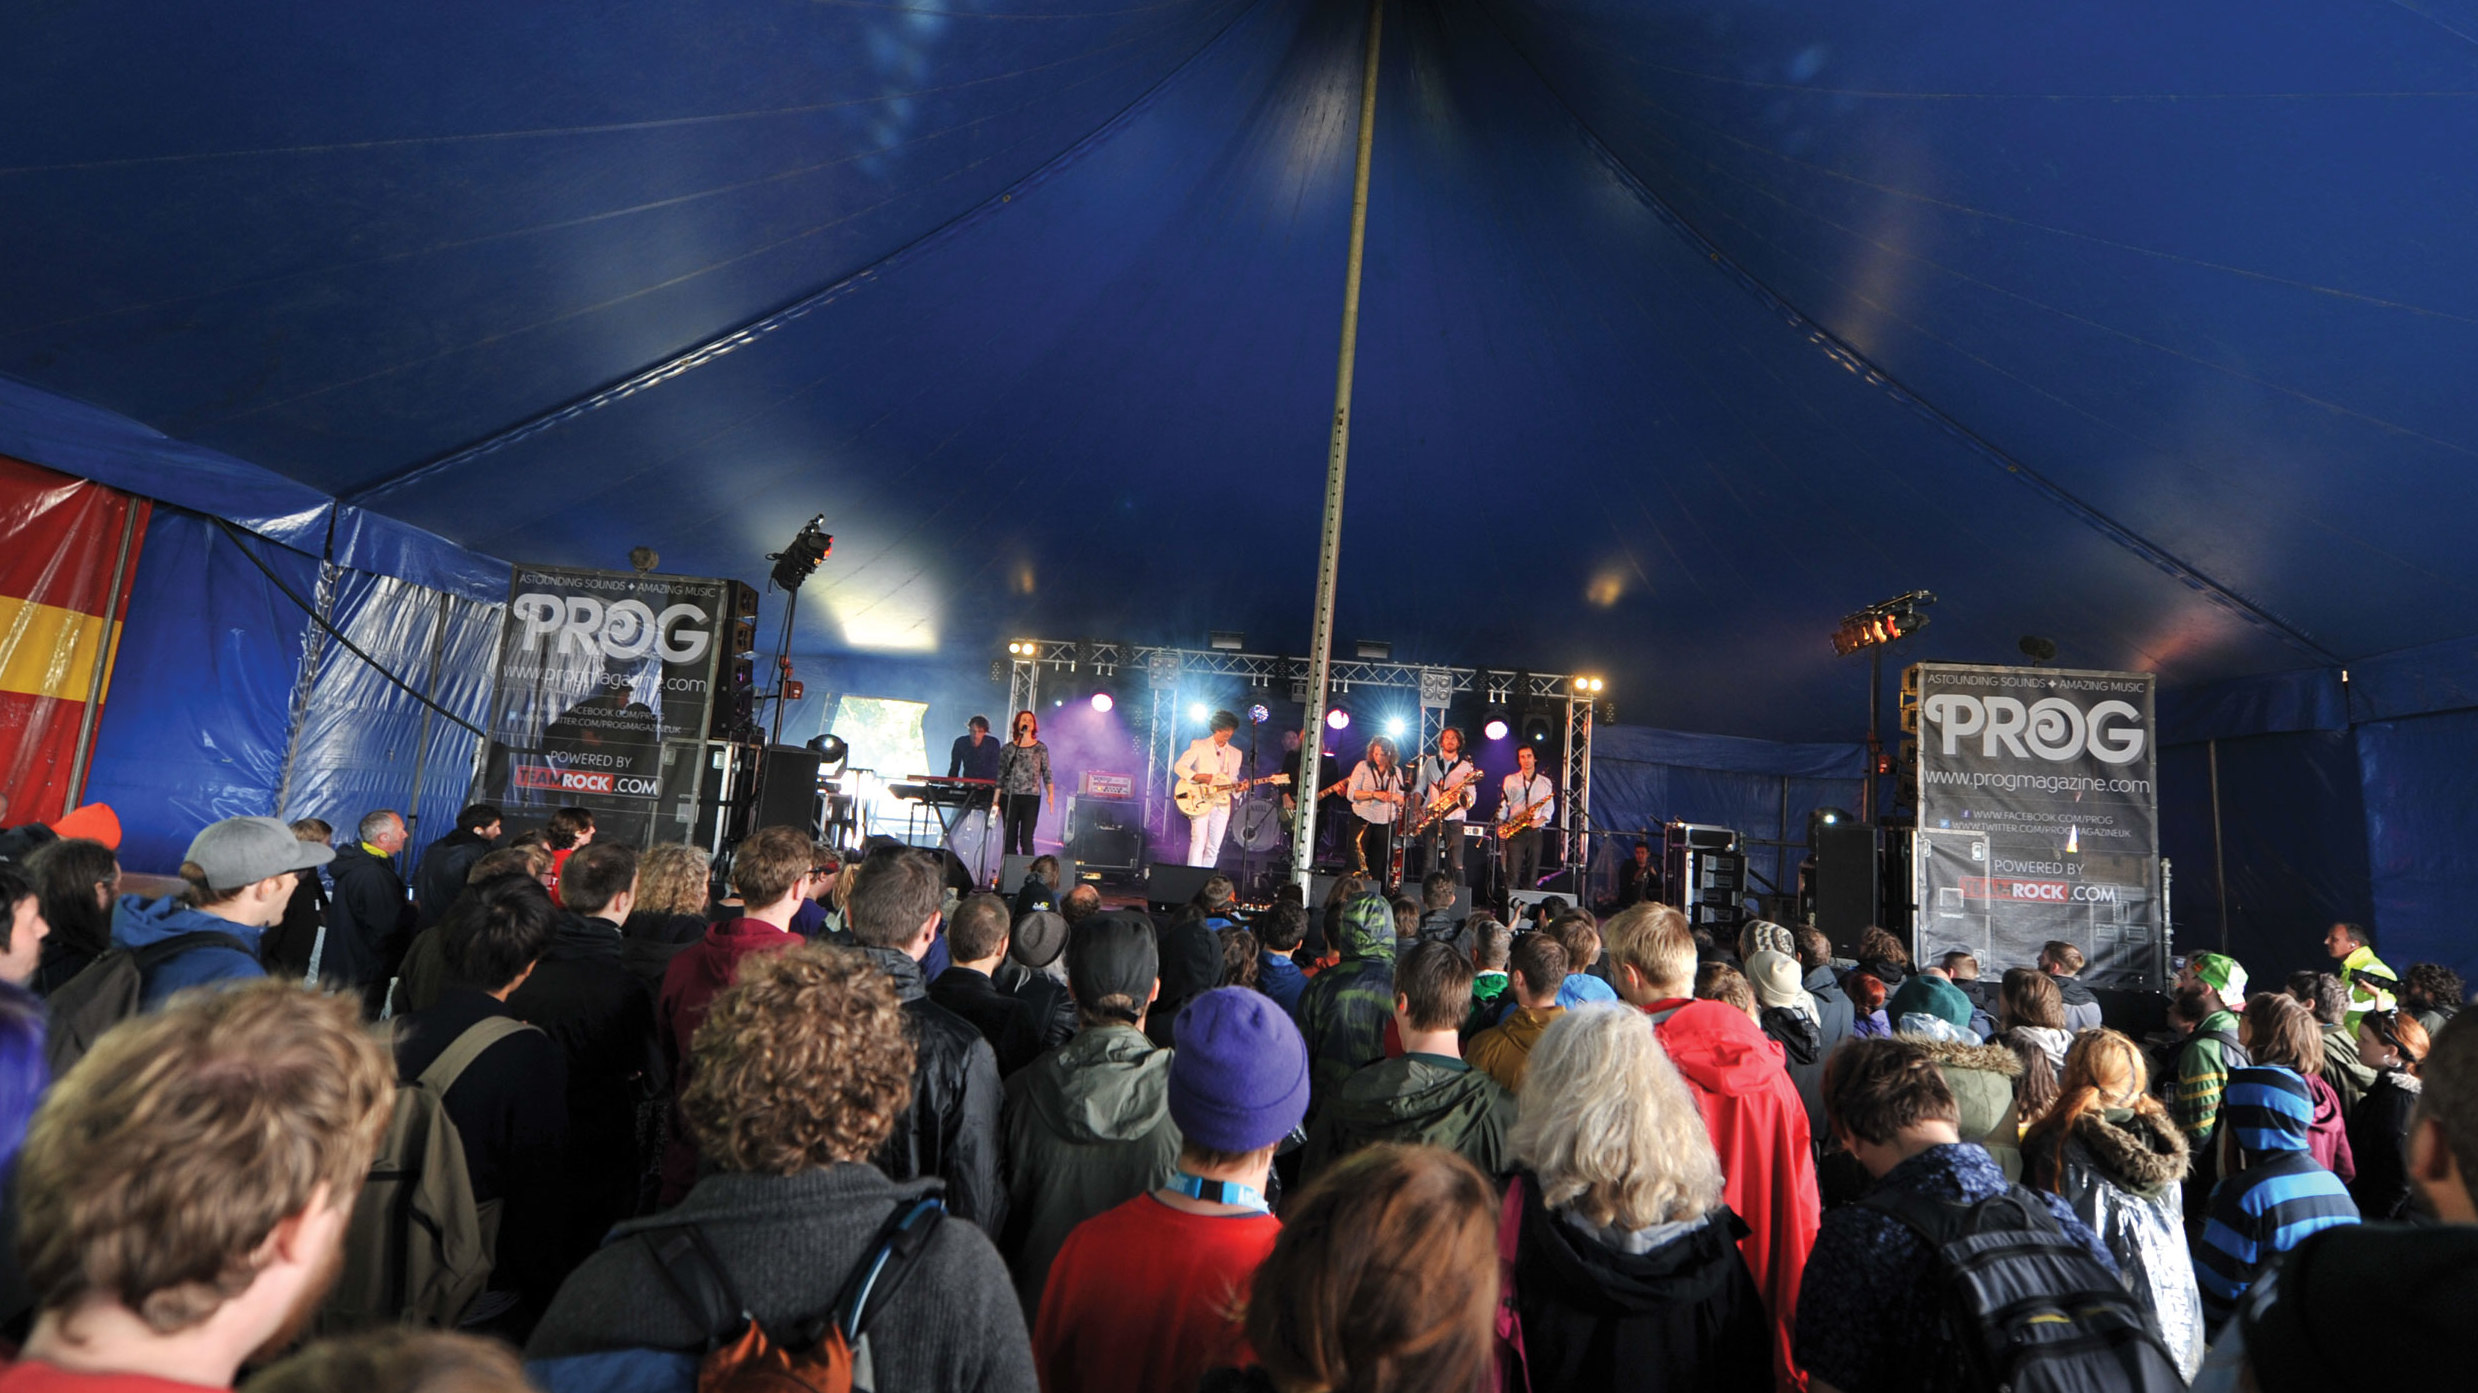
[{"left": 947, "top": 715, "right": 1003, "bottom": 877}]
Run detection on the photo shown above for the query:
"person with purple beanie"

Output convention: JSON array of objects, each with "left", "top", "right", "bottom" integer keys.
[{"left": 1031, "top": 987, "right": 1311, "bottom": 1393}]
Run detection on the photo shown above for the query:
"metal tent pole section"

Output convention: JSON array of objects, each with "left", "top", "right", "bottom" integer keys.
[
  {"left": 2208, "top": 738, "right": 2229, "bottom": 951},
  {"left": 1289, "top": 0, "right": 1384, "bottom": 888},
  {"left": 62, "top": 504, "right": 142, "bottom": 816}
]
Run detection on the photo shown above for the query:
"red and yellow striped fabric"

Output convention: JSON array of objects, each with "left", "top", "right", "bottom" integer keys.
[{"left": 0, "top": 455, "right": 150, "bottom": 823}]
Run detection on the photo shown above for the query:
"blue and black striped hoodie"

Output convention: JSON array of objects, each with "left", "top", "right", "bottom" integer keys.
[{"left": 2195, "top": 1064, "right": 2360, "bottom": 1327}]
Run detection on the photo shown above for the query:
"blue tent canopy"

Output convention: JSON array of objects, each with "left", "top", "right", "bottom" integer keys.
[{"left": 7, "top": 0, "right": 2476, "bottom": 977}]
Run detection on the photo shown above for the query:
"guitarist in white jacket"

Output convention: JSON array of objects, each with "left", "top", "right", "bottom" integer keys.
[{"left": 1174, "top": 710, "right": 1245, "bottom": 867}]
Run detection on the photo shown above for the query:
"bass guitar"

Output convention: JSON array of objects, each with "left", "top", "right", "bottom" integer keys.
[{"left": 1174, "top": 773, "right": 1291, "bottom": 818}]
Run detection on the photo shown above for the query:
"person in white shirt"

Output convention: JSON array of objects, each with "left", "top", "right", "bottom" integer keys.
[
  {"left": 1409, "top": 728, "right": 1478, "bottom": 884},
  {"left": 1173, "top": 710, "right": 1245, "bottom": 868},
  {"left": 1497, "top": 743, "right": 1556, "bottom": 893},
  {"left": 1343, "top": 737, "right": 1406, "bottom": 883}
]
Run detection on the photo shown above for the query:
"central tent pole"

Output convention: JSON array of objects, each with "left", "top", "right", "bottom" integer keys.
[{"left": 1290, "top": 0, "right": 1385, "bottom": 888}]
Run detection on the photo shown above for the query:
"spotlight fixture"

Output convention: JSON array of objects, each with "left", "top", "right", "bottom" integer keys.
[
  {"left": 1355, "top": 639, "right": 1392, "bottom": 660},
  {"left": 1006, "top": 640, "right": 1039, "bottom": 658},
  {"left": 1521, "top": 712, "right": 1553, "bottom": 744},
  {"left": 1325, "top": 708, "right": 1352, "bottom": 731},
  {"left": 628, "top": 546, "right": 660, "bottom": 574},
  {"left": 1832, "top": 590, "right": 1935, "bottom": 656},
  {"left": 1483, "top": 718, "right": 1510, "bottom": 741},
  {"left": 1189, "top": 702, "right": 1210, "bottom": 722},
  {"left": 1249, "top": 703, "right": 1270, "bottom": 725},
  {"left": 768, "top": 515, "right": 834, "bottom": 592},
  {"left": 1209, "top": 631, "right": 1246, "bottom": 652},
  {"left": 1384, "top": 717, "right": 1408, "bottom": 738},
  {"left": 1090, "top": 692, "right": 1114, "bottom": 713},
  {"left": 1575, "top": 676, "right": 1606, "bottom": 694},
  {"left": 2019, "top": 635, "right": 2058, "bottom": 666}
]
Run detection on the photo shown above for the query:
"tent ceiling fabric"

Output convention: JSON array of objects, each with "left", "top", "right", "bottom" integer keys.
[{"left": 6, "top": 0, "right": 2475, "bottom": 740}]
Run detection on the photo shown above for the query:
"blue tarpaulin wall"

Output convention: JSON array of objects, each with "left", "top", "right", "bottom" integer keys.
[{"left": 79, "top": 508, "right": 502, "bottom": 875}]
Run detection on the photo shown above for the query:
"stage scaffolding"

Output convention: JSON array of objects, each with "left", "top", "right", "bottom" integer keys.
[{"left": 1001, "top": 641, "right": 1603, "bottom": 879}]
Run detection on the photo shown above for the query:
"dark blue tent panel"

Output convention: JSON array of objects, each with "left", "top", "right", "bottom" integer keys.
[{"left": 11, "top": 0, "right": 2478, "bottom": 978}]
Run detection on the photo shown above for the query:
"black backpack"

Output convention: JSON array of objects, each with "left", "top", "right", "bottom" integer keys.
[
  {"left": 43, "top": 931, "right": 257, "bottom": 1077},
  {"left": 1861, "top": 1183, "right": 2183, "bottom": 1393},
  {"left": 640, "top": 1195, "right": 946, "bottom": 1393}
]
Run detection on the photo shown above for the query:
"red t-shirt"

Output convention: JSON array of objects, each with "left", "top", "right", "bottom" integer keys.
[
  {"left": 0, "top": 1362, "right": 223, "bottom": 1392},
  {"left": 1033, "top": 1193, "right": 1279, "bottom": 1393}
]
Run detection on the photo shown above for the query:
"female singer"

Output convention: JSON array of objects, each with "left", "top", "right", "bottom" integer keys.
[
  {"left": 1344, "top": 736, "right": 1405, "bottom": 882},
  {"left": 996, "top": 709, "right": 1055, "bottom": 856}
]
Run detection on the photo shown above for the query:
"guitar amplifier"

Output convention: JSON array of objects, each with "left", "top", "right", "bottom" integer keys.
[{"left": 1080, "top": 771, "right": 1135, "bottom": 799}]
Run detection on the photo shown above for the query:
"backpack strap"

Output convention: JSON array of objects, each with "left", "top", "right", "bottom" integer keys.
[
  {"left": 638, "top": 1224, "right": 755, "bottom": 1353},
  {"left": 131, "top": 930, "right": 258, "bottom": 980},
  {"left": 416, "top": 1015, "right": 537, "bottom": 1096},
  {"left": 835, "top": 1196, "right": 947, "bottom": 1344}
]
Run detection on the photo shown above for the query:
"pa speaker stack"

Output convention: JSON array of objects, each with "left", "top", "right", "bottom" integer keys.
[{"left": 1663, "top": 822, "right": 1745, "bottom": 931}]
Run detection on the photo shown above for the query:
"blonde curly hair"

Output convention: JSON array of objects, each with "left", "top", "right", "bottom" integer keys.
[{"left": 683, "top": 944, "right": 915, "bottom": 1174}]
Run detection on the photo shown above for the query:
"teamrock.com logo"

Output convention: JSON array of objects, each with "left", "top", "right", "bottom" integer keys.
[{"left": 1920, "top": 694, "right": 2145, "bottom": 765}]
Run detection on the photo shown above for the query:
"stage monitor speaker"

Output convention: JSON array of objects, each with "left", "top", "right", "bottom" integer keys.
[
  {"left": 753, "top": 746, "right": 822, "bottom": 836},
  {"left": 1307, "top": 872, "right": 1340, "bottom": 913},
  {"left": 1812, "top": 822, "right": 1880, "bottom": 950},
  {"left": 1000, "top": 854, "right": 1078, "bottom": 896},
  {"left": 1144, "top": 863, "right": 1221, "bottom": 911}
]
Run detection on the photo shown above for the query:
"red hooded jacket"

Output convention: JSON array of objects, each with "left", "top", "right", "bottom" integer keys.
[{"left": 1648, "top": 998, "right": 1821, "bottom": 1392}]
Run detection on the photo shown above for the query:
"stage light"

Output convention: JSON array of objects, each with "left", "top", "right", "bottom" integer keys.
[
  {"left": 1209, "top": 631, "right": 1245, "bottom": 652},
  {"left": 1325, "top": 708, "right": 1352, "bottom": 731},
  {"left": 1007, "top": 640, "right": 1039, "bottom": 658},
  {"left": 1249, "top": 703, "right": 1270, "bottom": 724},
  {"left": 1831, "top": 591, "right": 1936, "bottom": 656},
  {"left": 1090, "top": 692, "right": 1114, "bottom": 713},
  {"left": 1355, "top": 639, "right": 1392, "bottom": 660},
  {"left": 768, "top": 515, "right": 833, "bottom": 592},
  {"left": 1483, "top": 718, "right": 1509, "bottom": 741},
  {"left": 1384, "top": 717, "right": 1407, "bottom": 738},
  {"left": 1189, "top": 702, "right": 1209, "bottom": 722},
  {"left": 1577, "top": 677, "right": 1606, "bottom": 694}
]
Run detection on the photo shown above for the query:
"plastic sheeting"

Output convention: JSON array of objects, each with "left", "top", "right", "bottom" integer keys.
[
  {"left": 1587, "top": 727, "right": 1862, "bottom": 901},
  {"left": 0, "top": 455, "right": 147, "bottom": 820},
  {"left": 0, "top": 375, "right": 508, "bottom": 602},
  {"left": 80, "top": 510, "right": 314, "bottom": 872},
  {"left": 276, "top": 572, "right": 502, "bottom": 875}
]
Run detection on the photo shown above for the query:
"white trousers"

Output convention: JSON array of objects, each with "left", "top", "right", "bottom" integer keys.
[{"left": 1187, "top": 802, "right": 1231, "bottom": 868}]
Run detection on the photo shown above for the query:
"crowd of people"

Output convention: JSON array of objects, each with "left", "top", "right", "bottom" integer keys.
[{"left": 0, "top": 805, "right": 2467, "bottom": 1393}]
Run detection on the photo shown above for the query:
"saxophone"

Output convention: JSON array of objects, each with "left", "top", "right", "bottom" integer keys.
[
  {"left": 1497, "top": 781, "right": 1552, "bottom": 839},
  {"left": 1407, "top": 762, "right": 1482, "bottom": 837}
]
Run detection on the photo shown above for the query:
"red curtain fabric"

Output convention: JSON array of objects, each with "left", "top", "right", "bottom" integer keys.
[{"left": 0, "top": 454, "right": 150, "bottom": 823}]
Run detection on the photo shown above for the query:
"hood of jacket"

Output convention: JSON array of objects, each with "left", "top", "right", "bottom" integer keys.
[
  {"left": 2053, "top": 973, "right": 2097, "bottom": 1006},
  {"left": 548, "top": 911, "right": 625, "bottom": 959},
  {"left": 1908, "top": 1034, "right": 2023, "bottom": 1141},
  {"left": 2225, "top": 1065, "right": 2316, "bottom": 1154},
  {"left": 2067, "top": 1106, "right": 2188, "bottom": 1198},
  {"left": 2014, "top": 1024, "right": 2073, "bottom": 1073},
  {"left": 328, "top": 840, "right": 394, "bottom": 880},
  {"left": 678, "top": 919, "right": 800, "bottom": 1001},
  {"left": 1760, "top": 1007, "right": 1821, "bottom": 1066},
  {"left": 1331, "top": 895, "right": 1397, "bottom": 964},
  {"left": 111, "top": 894, "right": 264, "bottom": 953},
  {"left": 1019, "top": 1025, "right": 1175, "bottom": 1145},
  {"left": 1322, "top": 1055, "right": 1506, "bottom": 1150},
  {"left": 1513, "top": 1170, "right": 1752, "bottom": 1316},
  {"left": 1652, "top": 999, "right": 1789, "bottom": 1095}
]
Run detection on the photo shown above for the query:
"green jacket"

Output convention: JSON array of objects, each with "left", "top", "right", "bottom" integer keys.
[
  {"left": 2320, "top": 1022, "right": 2378, "bottom": 1112},
  {"left": 1302, "top": 1053, "right": 1517, "bottom": 1180},
  {"left": 997, "top": 1025, "right": 1180, "bottom": 1320},
  {"left": 1907, "top": 1035, "right": 2026, "bottom": 1180},
  {"left": 2172, "top": 1009, "right": 2242, "bottom": 1143},
  {"left": 1296, "top": 896, "right": 1398, "bottom": 1116},
  {"left": 2339, "top": 944, "right": 2397, "bottom": 1030}
]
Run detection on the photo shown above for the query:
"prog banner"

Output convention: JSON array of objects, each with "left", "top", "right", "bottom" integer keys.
[
  {"left": 1907, "top": 663, "right": 2162, "bottom": 990},
  {"left": 474, "top": 564, "right": 731, "bottom": 847}
]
